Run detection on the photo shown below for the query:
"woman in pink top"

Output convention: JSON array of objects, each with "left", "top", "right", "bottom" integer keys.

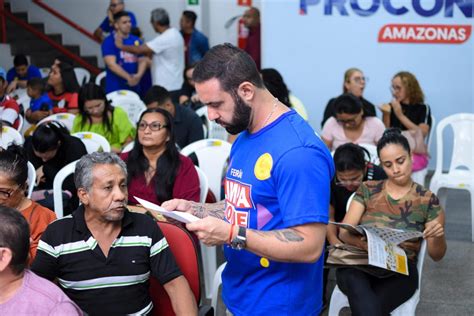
[
  {"left": 322, "top": 93, "right": 385, "bottom": 151},
  {"left": 120, "top": 108, "right": 200, "bottom": 207}
]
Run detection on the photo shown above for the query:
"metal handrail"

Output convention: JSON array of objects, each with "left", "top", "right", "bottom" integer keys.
[
  {"left": 0, "top": 0, "right": 5, "bottom": 43},
  {"left": 32, "top": 0, "right": 100, "bottom": 43},
  {"left": 0, "top": 7, "right": 100, "bottom": 74}
]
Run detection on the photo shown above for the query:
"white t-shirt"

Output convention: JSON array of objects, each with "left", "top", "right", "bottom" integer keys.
[{"left": 146, "top": 28, "right": 184, "bottom": 91}]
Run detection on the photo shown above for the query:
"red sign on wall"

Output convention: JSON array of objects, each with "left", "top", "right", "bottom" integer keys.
[
  {"left": 378, "top": 24, "right": 472, "bottom": 44},
  {"left": 238, "top": 0, "right": 252, "bottom": 6}
]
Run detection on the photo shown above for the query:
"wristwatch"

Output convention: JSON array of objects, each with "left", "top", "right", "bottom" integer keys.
[{"left": 230, "top": 226, "right": 247, "bottom": 250}]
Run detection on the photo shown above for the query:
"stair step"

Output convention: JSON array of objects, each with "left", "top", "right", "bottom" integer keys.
[
  {"left": 12, "top": 12, "right": 28, "bottom": 23},
  {"left": 64, "top": 45, "right": 81, "bottom": 56},
  {"left": 11, "top": 40, "right": 55, "bottom": 54}
]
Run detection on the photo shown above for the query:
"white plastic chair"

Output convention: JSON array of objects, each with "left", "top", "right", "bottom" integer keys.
[
  {"left": 180, "top": 138, "right": 232, "bottom": 299},
  {"left": 53, "top": 160, "right": 78, "bottom": 219},
  {"left": 16, "top": 115, "right": 24, "bottom": 132},
  {"left": 72, "top": 132, "right": 111, "bottom": 153},
  {"left": 37, "top": 113, "right": 76, "bottom": 131},
  {"left": 345, "top": 192, "right": 356, "bottom": 213},
  {"left": 106, "top": 89, "right": 141, "bottom": 101},
  {"left": 358, "top": 143, "right": 380, "bottom": 165},
  {"left": 108, "top": 95, "right": 146, "bottom": 124},
  {"left": 195, "top": 106, "right": 210, "bottom": 138},
  {"left": 0, "top": 126, "right": 24, "bottom": 148},
  {"left": 210, "top": 262, "right": 227, "bottom": 313},
  {"left": 328, "top": 239, "right": 428, "bottom": 316},
  {"left": 194, "top": 165, "right": 209, "bottom": 204},
  {"left": 27, "top": 161, "right": 36, "bottom": 199},
  {"left": 429, "top": 113, "right": 474, "bottom": 241},
  {"left": 95, "top": 71, "right": 106, "bottom": 86},
  {"left": 412, "top": 114, "right": 436, "bottom": 186},
  {"left": 74, "top": 67, "right": 91, "bottom": 85},
  {"left": 39, "top": 67, "right": 50, "bottom": 78},
  {"left": 121, "top": 141, "right": 135, "bottom": 154}
]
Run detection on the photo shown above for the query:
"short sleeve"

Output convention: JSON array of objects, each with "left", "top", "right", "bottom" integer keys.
[
  {"left": 71, "top": 115, "right": 82, "bottom": 133},
  {"left": 372, "top": 118, "right": 386, "bottom": 143},
  {"left": 31, "top": 225, "right": 59, "bottom": 281},
  {"left": 6, "top": 68, "right": 15, "bottom": 83},
  {"left": 113, "top": 107, "right": 136, "bottom": 149},
  {"left": 28, "top": 65, "right": 42, "bottom": 79},
  {"left": 66, "top": 93, "right": 79, "bottom": 109},
  {"left": 274, "top": 146, "right": 334, "bottom": 227},
  {"left": 102, "top": 36, "right": 116, "bottom": 57},
  {"left": 426, "top": 191, "right": 442, "bottom": 222},
  {"left": 321, "top": 117, "right": 337, "bottom": 143},
  {"left": 146, "top": 35, "right": 166, "bottom": 54},
  {"left": 149, "top": 222, "right": 182, "bottom": 285},
  {"left": 99, "top": 17, "right": 111, "bottom": 32}
]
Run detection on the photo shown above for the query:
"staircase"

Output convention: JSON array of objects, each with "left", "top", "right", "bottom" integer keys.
[{"left": 3, "top": 2, "right": 98, "bottom": 69}]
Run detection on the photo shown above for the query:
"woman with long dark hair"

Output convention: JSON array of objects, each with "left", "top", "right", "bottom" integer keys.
[
  {"left": 121, "top": 108, "right": 199, "bottom": 206},
  {"left": 335, "top": 128, "right": 446, "bottom": 315},
  {"left": 24, "top": 121, "right": 87, "bottom": 214},
  {"left": 0, "top": 144, "right": 56, "bottom": 264},
  {"left": 46, "top": 62, "right": 80, "bottom": 115},
  {"left": 72, "top": 83, "right": 135, "bottom": 153}
]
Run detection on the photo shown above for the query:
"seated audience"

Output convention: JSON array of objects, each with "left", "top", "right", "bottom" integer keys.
[
  {"left": 25, "top": 77, "right": 53, "bottom": 124},
  {"left": 6, "top": 54, "right": 42, "bottom": 93},
  {"left": 121, "top": 108, "right": 200, "bottom": 207},
  {"left": 322, "top": 94, "right": 385, "bottom": 151},
  {"left": 322, "top": 68, "right": 376, "bottom": 128},
  {"left": 102, "top": 11, "right": 148, "bottom": 95},
  {"left": 72, "top": 83, "right": 135, "bottom": 153},
  {"left": 180, "top": 10, "right": 209, "bottom": 66},
  {"left": 178, "top": 63, "right": 201, "bottom": 108},
  {"left": 0, "top": 145, "right": 56, "bottom": 265},
  {"left": 380, "top": 71, "right": 432, "bottom": 172},
  {"left": 0, "top": 206, "right": 81, "bottom": 314},
  {"left": 32, "top": 152, "right": 198, "bottom": 315},
  {"left": 260, "top": 68, "right": 309, "bottom": 120},
  {"left": 94, "top": 0, "right": 137, "bottom": 42},
  {"left": 47, "top": 62, "right": 80, "bottom": 115},
  {"left": 25, "top": 121, "right": 87, "bottom": 215},
  {"left": 144, "top": 85, "right": 203, "bottom": 149},
  {"left": 336, "top": 128, "right": 446, "bottom": 315},
  {"left": 0, "top": 68, "right": 21, "bottom": 128}
]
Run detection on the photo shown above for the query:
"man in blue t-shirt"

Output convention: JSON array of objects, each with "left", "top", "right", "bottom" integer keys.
[
  {"left": 102, "top": 11, "right": 147, "bottom": 94},
  {"left": 162, "top": 44, "right": 334, "bottom": 316},
  {"left": 6, "top": 54, "right": 42, "bottom": 93},
  {"left": 93, "top": 0, "right": 137, "bottom": 42}
]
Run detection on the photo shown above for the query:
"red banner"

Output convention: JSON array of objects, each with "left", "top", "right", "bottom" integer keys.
[
  {"left": 378, "top": 24, "right": 471, "bottom": 44},
  {"left": 238, "top": 0, "right": 252, "bottom": 6}
]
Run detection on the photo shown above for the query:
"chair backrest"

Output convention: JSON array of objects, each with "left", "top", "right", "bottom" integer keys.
[
  {"left": 345, "top": 192, "right": 356, "bottom": 213},
  {"left": 434, "top": 113, "right": 474, "bottom": 177},
  {"left": 149, "top": 221, "right": 201, "bottom": 316},
  {"left": 27, "top": 161, "right": 36, "bottom": 199},
  {"left": 121, "top": 141, "right": 135, "bottom": 154},
  {"left": 37, "top": 113, "right": 76, "bottom": 131},
  {"left": 72, "top": 132, "right": 111, "bottom": 153},
  {"left": 39, "top": 67, "right": 50, "bottom": 78},
  {"left": 16, "top": 115, "right": 24, "bottom": 132},
  {"left": 109, "top": 95, "right": 146, "bottom": 124},
  {"left": 181, "top": 139, "right": 232, "bottom": 199},
  {"left": 195, "top": 106, "right": 228, "bottom": 140},
  {"left": 74, "top": 67, "right": 91, "bottom": 85},
  {"left": 358, "top": 143, "right": 380, "bottom": 165},
  {"left": 426, "top": 113, "right": 436, "bottom": 153},
  {"left": 195, "top": 106, "right": 210, "bottom": 138},
  {"left": 106, "top": 89, "right": 141, "bottom": 101},
  {"left": 0, "top": 126, "right": 24, "bottom": 148},
  {"left": 53, "top": 160, "right": 78, "bottom": 218},
  {"left": 95, "top": 71, "right": 106, "bottom": 86},
  {"left": 195, "top": 165, "right": 209, "bottom": 203}
]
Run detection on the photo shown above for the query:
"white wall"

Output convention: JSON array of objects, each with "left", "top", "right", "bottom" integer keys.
[
  {"left": 0, "top": 44, "right": 13, "bottom": 70},
  {"left": 262, "top": 0, "right": 474, "bottom": 170}
]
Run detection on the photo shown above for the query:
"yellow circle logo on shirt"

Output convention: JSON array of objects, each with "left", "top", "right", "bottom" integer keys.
[
  {"left": 254, "top": 153, "right": 273, "bottom": 180},
  {"left": 260, "top": 257, "right": 270, "bottom": 268},
  {"left": 134, "top": 40, "right": 140, "bottom": 46}
]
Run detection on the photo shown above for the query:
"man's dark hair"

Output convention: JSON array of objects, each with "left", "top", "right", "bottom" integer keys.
[
  {"left": 27, "top": 77, "right": 45, "bottom": 92},
  {"left": 193, "top": 43, "right": 264, "bottom": 95},
  {"left": 182, "top": 10, "right": 197, "bottom": 26},
  {"left": 143, "top": 85, "right": 172, "bottom": 106},
  {"left": 13, "top": 54, "right": 28, "bottom": 67},
  {"left": 113, "top": 11, "right": 130, "bottom": 23},
  {"left": 0, "top": 205, "right": 30, "bottom": 275}
]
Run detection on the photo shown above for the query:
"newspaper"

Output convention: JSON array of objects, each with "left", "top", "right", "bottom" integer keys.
[
  {"left": 134, "top": 197, "right": 200, "bottom": 224},
  {"left": 330, "top": 222, "right": 423, "bottom": 275}
]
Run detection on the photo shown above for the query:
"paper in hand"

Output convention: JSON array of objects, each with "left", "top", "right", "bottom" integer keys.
[{"left": 134, "top": 196, "right": 200, "bottom": 224}]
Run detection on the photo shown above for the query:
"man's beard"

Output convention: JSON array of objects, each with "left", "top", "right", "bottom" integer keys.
[{"left": 216, "top": 93, "right": 252, "bottom": 135}]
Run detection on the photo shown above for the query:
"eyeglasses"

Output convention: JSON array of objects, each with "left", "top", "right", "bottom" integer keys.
[
  {"left": 0, "top": 185, "right": 21, "bottom": 199},
  {"left": 336, "top": 113, "right": 361, "bottom": 125},
  {"left": 352, "top": 76, "right": 368, "bottom": 84},
  {"left": 138, "top": 121, "right": 167, "bottom": 131}
]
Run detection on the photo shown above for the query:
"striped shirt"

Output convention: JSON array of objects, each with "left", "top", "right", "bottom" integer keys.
[{"left": 31, "top": 206, "right": 181, "bottom": 315}]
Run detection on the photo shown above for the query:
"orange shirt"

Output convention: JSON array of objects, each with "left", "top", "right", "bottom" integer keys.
[{"left": 21, "top": 201, "right": 57, "bottom": 265}]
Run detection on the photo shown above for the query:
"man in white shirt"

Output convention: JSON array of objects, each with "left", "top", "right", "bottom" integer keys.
[{"left": 116, "top": 8, "right": 184, "bottom": 103}]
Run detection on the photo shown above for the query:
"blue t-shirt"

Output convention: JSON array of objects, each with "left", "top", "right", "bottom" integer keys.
[
  {"left": 99, "top": 11, "right": 137, "bottom": 33},
  {"left": 30, "top": 93, "right": 53, "bottom": 112},
  {"left": 222, "top": 110, "right": 334, "bottom": 316},
  {"left": 6, "top": 65, "right": 42, "bottom": 83},
  {"left": 102, "top": 34, "right": 142, "bottom": 94}
]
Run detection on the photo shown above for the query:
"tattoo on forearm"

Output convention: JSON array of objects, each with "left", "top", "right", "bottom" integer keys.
[
  {"left": 191, "top": 200, "right": 226, "bottom": 220},
  {"left": 253, "top": 229, "right": 304, "bottom": 243}
]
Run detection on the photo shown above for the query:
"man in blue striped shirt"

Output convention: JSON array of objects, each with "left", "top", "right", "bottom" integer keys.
[{"left": 32, "top": 152, "right": 197, "bottom": 315}]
